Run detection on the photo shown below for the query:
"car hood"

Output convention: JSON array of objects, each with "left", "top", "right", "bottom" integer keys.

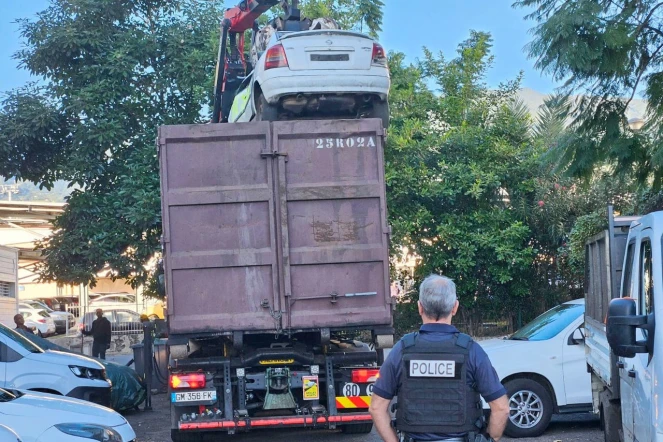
[
  {"left": 26, "top": 350, "right": 104, "bottom": 370},
  {"left": 2, "top": 390, "right": 125, "bottom": 426},
  {"left": 476, "top": 338, "right": 524, "bottom": 353}
]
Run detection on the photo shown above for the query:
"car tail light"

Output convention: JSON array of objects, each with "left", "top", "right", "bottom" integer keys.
[
  {"left": 37, "top": 318, "right": 46, "bottom": 324},
  {"left": 171, "top": 373, "right": 206, "bottom": 389},
  {"left": 372, "top": 43, "right": 387, "bottom": 67},
  {"left": 265, "top": 44, "right": 289, "bottom": 70},
  {"left": 352, "top": 368, "right": 380, "bottom": 383}
]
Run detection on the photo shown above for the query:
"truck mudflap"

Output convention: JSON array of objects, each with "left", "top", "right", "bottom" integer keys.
[{"left": 178, "top": 412, "right": 373, "bottom": 430}]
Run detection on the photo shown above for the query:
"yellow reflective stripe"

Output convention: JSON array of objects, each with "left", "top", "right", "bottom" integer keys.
[
  {"left": 336, "top": 397, "right": 356, "bottom": 408},
  {"left": 335, "top": 396, "right": 372, "bottom": 408}
]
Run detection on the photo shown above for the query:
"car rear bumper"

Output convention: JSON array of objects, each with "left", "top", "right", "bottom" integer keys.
[
  {"left": 66, "top": 385, "right": 112, "bottom": 408},
  {"left": 260, "top": 71, "right": 390, "bottom": 104}
]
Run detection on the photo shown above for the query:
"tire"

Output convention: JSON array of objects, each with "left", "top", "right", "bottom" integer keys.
[
  {"left": 369, "top": 99, "right": 390, "bottom": 129},
  {"left": 255, "top": 93, "right": 278, "bottom": 122},
  {"left": 504, "top": 378, "right": 554, "bottom": 438},
  {"left": 340, "top": 422, "right": 373, "bottom": 434}
]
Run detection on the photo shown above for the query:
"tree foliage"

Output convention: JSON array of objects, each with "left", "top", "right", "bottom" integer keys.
[
  {"left": 514, "top": 0, "right": 663, "bottom": 187},
  {"left": 387, "top": 32, "right": 547, "bottom": 333},
  {"left": 299, "top": 0, "right": 383, "bottom": 37},
  {"left": 1, "top": 0, "right": 223, "bottom": 288}
]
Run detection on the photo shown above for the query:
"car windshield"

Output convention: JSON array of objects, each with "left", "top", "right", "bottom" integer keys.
[
  {"left": 0, "top": 324, "right": 43, "bottom": 353},
  {"left": 509, "top": 303, "right": 584, "bottom": 341},
  {"left": 33, "top": 302, "right": 53, "bottom": 312}
]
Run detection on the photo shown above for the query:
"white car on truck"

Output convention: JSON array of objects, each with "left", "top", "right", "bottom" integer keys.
[
  {"left": 585, "top": 206, "right": 663, "bottom": 442},
  {"left": 228, "top": 29, "right": 390, "bottom": 128},
  {"left": 479, "top": 299, "right": 591, "bottom": 438}
]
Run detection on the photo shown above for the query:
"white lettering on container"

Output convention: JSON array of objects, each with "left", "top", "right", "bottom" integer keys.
[
  {"left": 409, "top": 360, "right": 456, "bottom": 378},
  {"left": 315, "top": 136, "right": 377, "bottom": 149}
]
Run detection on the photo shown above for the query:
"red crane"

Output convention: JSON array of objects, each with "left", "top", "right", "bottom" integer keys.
[{"left": 212, "top": 0, "right": 306, "bottom": 123}]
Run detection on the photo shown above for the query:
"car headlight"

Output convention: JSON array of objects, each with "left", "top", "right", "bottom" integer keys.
[
  {"left": 54, "top": 423, "right": 122, "bottom": 441},
  {"left": 69, "top": 365, "right": 107, "bottom": 381}
]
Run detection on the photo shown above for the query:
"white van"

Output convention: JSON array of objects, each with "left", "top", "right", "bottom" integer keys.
[{"left": 0, "top": 323, "right": 111, "bottom": 407}]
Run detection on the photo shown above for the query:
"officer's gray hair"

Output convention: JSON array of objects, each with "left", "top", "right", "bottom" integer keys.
[{"left": 419, "top": 274, "right": 457, "bottom": 320}]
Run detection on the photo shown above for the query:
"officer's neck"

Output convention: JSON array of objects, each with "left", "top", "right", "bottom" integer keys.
[{"left": 421, "top": 315, "right": 453, "bottom": 326}]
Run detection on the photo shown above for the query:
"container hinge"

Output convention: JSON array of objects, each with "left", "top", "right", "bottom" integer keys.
[{"left": 260, "top": 151, "right": 288, "bottom": 159}]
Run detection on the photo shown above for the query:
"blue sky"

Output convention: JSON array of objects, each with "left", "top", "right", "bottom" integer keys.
[{"left": 0, "top": 0, "right": 556, "bottom": 94}]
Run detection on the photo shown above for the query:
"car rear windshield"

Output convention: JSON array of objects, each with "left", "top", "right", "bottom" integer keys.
[
  {"left": 509, "top": 303, "right": 584, "bottom": 341},
  {"left": 0, "top": 324, "right": 43, "bottom": 353},
  {"left": 38, "top": 311, "right": 50, "bottom": 318}
]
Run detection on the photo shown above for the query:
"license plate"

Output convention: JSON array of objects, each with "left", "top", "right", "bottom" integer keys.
[{"left": 171, "top": 391, "right": 217, "bottom": 403}]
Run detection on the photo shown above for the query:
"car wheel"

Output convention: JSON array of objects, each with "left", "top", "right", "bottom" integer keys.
[
  {"left": 255, "top": 93, "right": 278, "bottom": 122},
  {"left": 339, "top": 422, "right": 373, "bottom": 434},
  {"left": 369, "top": 99, "right": 390, "bottom": 129},
  {"left": 504, "top": 378, "right": 553, "bottom": 438}
]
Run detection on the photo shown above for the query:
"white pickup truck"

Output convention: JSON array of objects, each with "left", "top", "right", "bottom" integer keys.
[{"left": 584, "top": 206, "right": 661, "bottom": 442}]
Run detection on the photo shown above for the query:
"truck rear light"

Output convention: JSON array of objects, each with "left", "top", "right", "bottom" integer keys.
[
  {"left": 372, "top": 43, "right": 387, "bottom": 67},
  {"left": 171, "top": 373, "right": 206, "bottom": 389},
  {"left": 352, "top": 368, "right": 380, "bottom": 383},
  {"left": 265, "top": 44, "right": 289, "bottom": 70}
]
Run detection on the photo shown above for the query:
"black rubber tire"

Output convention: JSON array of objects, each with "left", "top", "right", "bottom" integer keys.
[
  {"left": 171, "top": 429, "right": 203, "bottom": 442},
  {"left": 369, "top": 99, "right": 390, "bottom": 129},
  {"left": 504, "top": 378, "right": 554, "bottom": 438},
  {"left": 255, "top": 93, "right": 278, "bottom": 122},
  {"left": 340, "top": 422, "right": 373, "bottom": 434}
]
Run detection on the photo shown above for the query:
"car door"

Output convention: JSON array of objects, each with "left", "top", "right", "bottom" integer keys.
[
  {"left": 228, "top": 73, "right": 255, "bottom": 123},
  {"left": 632, "top": 234, "right": 654, "bottom": 442},
  {"left": 619, "top": 239, "right": 637, "bottom": 442},
  {"left": 562, "top": 319, "right": 592, "bottom": 405}
]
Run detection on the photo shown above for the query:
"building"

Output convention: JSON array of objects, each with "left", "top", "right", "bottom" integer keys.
[{"left": 0, "top": 246, "right": 18, "bottom": 327}]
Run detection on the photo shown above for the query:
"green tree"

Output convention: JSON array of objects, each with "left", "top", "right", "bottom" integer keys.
[
  {"left": 0, "top": 0, "right": 223, "bottom": 288},
  {"left": 514, "top": 0, "right": 660, "bottom": 186},
  {"left": 387, "top": 32, "right": 545, "bottom": 334}
]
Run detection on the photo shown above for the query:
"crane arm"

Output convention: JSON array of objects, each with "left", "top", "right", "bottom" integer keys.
[{"left": 223, "top": 0, "right": 281, "bottom": 33}]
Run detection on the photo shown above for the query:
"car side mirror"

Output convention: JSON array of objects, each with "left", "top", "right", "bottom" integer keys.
[
  {"left": 607, "top": 298, "right": 655, "bottom": 358},
  {"left": 568, "top": 328, "right": 585, "bottom": 345}
]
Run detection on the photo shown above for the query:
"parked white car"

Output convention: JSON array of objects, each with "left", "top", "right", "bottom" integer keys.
[
  {"left": 0, "top": 324, "right": 111, "bottom": 407},
  {"left": 17, "top": 308, "right": 55, "bottom": 338},
  {"left": 478, "top": 299, "right": 591, "bottom": 438},
  {"left": 228, "top": 29, "right": 390, "bottom": 128},
  {"left": 20, "top": 301, "right": 74, "bottom": 334},
  {"left": 0, "top": 388, "right": 135, "bottom": 442},
  {"left": 89, "top": 293, "right": 138, "bottom": 313}
]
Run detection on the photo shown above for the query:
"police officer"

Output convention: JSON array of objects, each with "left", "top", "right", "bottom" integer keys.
[{"left": 369, "top": 275, "right": 509, "bottom": 442}]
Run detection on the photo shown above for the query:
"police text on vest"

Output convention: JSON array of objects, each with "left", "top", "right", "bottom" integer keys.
[{"left": 409, "top": 360, "right": 455, "bottom": 377}]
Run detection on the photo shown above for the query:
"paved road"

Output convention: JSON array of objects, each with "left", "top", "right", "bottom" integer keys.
[{"left": 126, "top": 394, "right": 601, "bottom": 442}]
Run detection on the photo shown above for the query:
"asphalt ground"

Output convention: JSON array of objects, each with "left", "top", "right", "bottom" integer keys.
[{"left": 125, "top": 393, "right": 602, "bottom": 442}]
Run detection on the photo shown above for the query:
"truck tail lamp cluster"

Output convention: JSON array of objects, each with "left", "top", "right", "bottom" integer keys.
[
  {"left": 372, "top": 43, "right": 387, "bottom": 67},
  {"left": 352, "top": 368, "right": 379, "bottom": 383},
  {"left": 171, "top": 373, "right": 206, "bottom": 389},
  {"left": 265, "top": 44, "right": 289, "bottom": 70}
]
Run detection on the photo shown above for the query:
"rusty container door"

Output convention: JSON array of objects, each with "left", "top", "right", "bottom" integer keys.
[
  {"left": 159, "top": 123, "right": 282, "bottom": 335},
  {"left": 272, "top": 119, "right": 392, "bottom": 330}
]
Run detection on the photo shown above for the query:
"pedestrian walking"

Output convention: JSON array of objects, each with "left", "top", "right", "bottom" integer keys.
[
  {"left": 83, "top": 308, "right": 112, "bottom": 360},
  {"left": 369, "top": 274, "right": 510, "bottom": 442}
]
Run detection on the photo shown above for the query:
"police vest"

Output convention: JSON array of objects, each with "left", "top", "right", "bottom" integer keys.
[{"left": 395, "top": 332, "right": 484, "bottom": 435}]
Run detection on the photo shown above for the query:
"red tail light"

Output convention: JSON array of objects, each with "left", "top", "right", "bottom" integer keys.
[
  {"left": 265, "top": 44, "right": 289, "bottom": 70},
  {"left": 372, "top": 43, "right": 387, "bottom": 67},
  {"left": 170, "top": 373, "right": 206, "bottom": 389},
  {"left": 352, "top": 368, "right": 380, "bottom": 383},
  {"left": 37, "top": 318, "right": 46, "bottom": 324}
]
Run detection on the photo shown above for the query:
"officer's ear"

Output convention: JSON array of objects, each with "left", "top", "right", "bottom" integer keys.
[
  {"left": 417, "top": 301, "right": 424, "bottom": 316},
  {"left": 451, "top": 300, "right": 459, "bottom": 316}
]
